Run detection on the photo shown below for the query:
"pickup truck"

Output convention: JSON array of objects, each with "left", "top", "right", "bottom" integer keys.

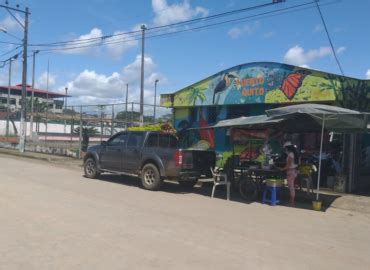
[{"left": 83, "top": 131, "right": 216, "bottom": 190}]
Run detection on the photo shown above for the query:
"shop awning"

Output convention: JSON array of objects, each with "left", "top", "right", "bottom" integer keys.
[
  {"left": 212, "top": 115, "right": 284, "bottom": 129},
  {"left": 212, "top": 104, "right": 369, "bottom": 133},
  {"left": 266, "top": 104, "right": 369, "bottom": 133}
]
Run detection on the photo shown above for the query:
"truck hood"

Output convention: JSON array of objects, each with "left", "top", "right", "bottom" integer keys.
[{"left": 87, "top": 144, "right": 103, "bottom": 153}]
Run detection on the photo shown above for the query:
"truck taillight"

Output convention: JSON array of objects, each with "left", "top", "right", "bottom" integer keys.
[{"left": 174, "top": 150, "right": 183, "bottom": 167}]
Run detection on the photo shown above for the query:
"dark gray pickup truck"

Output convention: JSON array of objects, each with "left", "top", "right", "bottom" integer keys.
[{"left": 83, "top": 131, "right": 216, "bottom": 190}]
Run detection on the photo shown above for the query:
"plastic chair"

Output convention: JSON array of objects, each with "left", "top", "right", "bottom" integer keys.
[
  {"left": 297, "top": 164, "right": 315, "bottom": 197},
  {"left": 210, "top": 167, "right": 230, "bottom": 200}
]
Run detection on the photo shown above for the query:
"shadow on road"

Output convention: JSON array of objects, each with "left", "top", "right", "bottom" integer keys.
[{"left": 86, "top": 173, "right": 342, "bottom": 212}]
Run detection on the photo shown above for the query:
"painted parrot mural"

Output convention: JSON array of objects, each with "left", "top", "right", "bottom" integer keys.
[
  {"left": 212, "top": 73, "right": 237, "bottom": 105},
  {"left": 198, "top": 108, "right": 215, "bottom": 148}
]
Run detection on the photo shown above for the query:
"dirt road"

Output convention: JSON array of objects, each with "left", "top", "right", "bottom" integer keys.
[{"left": 1, "top": 154, "right": 370, "bottom": 270}]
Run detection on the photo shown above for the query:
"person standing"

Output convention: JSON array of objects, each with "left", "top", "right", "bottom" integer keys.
[{"left": 280, "top": 141, "right": 299, "bottom": 206}]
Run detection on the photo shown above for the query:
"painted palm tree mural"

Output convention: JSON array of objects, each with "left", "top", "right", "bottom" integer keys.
[
  {"left": 324, "top": 74, "right": 370, "bottom": 111},
  {"left": 186, "top": 87, "right": 206, "bottom": 106}
]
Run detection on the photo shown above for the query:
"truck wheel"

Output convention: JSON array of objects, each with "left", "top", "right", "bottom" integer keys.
[
  {"left": 178, "top": 178, "right": 198, "bottom": 188},
  {"left": 84, "top": 157, "right": 100, "bottom": 179},
  {"left": 141, "top": 163, "right": 162, "bottom": 191}
]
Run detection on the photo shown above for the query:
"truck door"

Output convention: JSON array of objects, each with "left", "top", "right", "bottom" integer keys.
[
  {"left": 158, "top": 134, "right": 179, "bottom": 177},
  {"left": 100, "top": 133, "right": 128, "bottom": 171},
  {"left": 122, "top": 132, "right": 145, "bottom": 172}
]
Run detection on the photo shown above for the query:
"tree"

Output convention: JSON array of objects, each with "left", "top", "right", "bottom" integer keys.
[
  {"left": 157, "top": 113, "right": 173, "bottom": 124},
  {"left": 116, "top": 111, "right": 154, "bottom": 123},
  {"left": 74, "top": 127, "right": 99, "bottom": 151}
]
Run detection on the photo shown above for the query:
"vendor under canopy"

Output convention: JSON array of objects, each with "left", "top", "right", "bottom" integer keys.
[{"left": 212, "top": 103, "right": 370, "bottom": 201}]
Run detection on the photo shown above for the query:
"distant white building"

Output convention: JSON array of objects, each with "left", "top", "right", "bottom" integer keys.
[{"left": 0, "top": 84, "right": 68, "bottom": 113}]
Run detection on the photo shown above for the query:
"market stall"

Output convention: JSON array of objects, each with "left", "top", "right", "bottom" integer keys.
[{"left": 212, "top": 104, "right": 369, "bottom": 203}]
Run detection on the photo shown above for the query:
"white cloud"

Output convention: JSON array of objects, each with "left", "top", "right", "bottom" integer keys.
[
  {"left": 104, "top": 30, "right": 138, "bottom": 59},
  {"left": 36, "top": 72, "right": 57, "bottom": 90},
  {"left": 152, "top": 0, "right": 208, "bottom": 26},
  {"left": 0, "top": 14, "right": 24, "bottom": 32},
  {"left": 227, "top": 27, "right": 242, "bottom": 39},
  {"left": 62, "top": 27, "right": 138, "bottom": 59},
  {"left": 263, "top": 31, "right": 274, "bottom": 39},
  {"left": 62, "top": 55, "right": 167, "bottom": 106},
  {"left": 283, "top": 45, "right": 333, "bottom": 67},
  {"left": 63, "top": 28, "right": 103, "bottom": 55},
  {"left": 366, "top": 69, "right": 370, "bottom": 79},
  {"left": 313, "top": 24, "right": 323, "bottom": 33},
  {"left": 227, "top": 22, "right": 259, "bottom": 39},
  {"left": 299, "top": 64, "right": 310, "bottom": 69},
  {"left": 336, "top": 46, "right": 346, "bottom": 54}
]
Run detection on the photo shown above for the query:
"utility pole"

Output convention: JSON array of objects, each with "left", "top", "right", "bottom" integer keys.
[
  {"left": 45, "top": 59, "right": 49, "bottom": 144},
  {"left": 18, "top": 7, "right": 30, "bottom": 152},
  {"left": 30, "top": 50, "right": 39, "bottom": 140},
  {"left": 6, "top": 56, "right": 16, "bottom": 136},
  {"left": 139, "top": 24, "right": 147, "bottom": 126},
  {"left": 153, "top": 79, "right": 159, "bottom": 123},
  {"left": 125, "top": 83, "right": 128, "bottom": 124}
]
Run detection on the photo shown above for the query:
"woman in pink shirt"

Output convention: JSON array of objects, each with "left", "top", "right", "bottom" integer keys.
[{"left": 280, "top": 141, "right": 299, "bottom": 206}]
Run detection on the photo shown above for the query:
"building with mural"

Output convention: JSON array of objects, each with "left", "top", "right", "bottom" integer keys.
[{"left": 160, "top": 62, "right": 370, "bottom": 193}]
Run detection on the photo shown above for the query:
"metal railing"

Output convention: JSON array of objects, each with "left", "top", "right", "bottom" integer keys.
[{"left": 0, "top": 102, "right": 172, "bottom": 158}]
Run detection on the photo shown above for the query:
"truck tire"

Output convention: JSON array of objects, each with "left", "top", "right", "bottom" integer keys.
[
  {"left": 178, "top": 178, "right": 198, "bottom": 188},
  {"left": 141, "top": 163, "right": 162, "bottom": 191},
  {"left": 84, "top": 157, "right": 100, "bottom": 179}
]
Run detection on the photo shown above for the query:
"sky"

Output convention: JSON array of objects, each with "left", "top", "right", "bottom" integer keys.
[{"left": 0, "top": 0, "right": 369, "bottom": 109}]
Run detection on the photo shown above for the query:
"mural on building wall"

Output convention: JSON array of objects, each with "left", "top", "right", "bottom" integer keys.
[
  {"left": 161, "top": 62, "right": 370, "bottom": 109},
  {"left": 164, "top": 62, "right": 370, "bottom": 154}
]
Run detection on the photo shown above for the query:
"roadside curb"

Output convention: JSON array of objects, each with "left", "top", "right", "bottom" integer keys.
[{"left": 0, "top": 147, "right": 79, "bottom": 163}]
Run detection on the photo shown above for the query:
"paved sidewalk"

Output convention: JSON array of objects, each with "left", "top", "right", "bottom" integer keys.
[{"left": 0, "top": 147, "right": 82, "bottom": 169}]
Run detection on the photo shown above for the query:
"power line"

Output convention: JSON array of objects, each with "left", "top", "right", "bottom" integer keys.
[
  {"left": 148, "top": 1, "right": 281, "bottom": 31},
  {"left": 314, "top": 0, "right": 344, "bottom": 76},
  {"left": 0, "top": 40, "right": 22, "bottom": 45},
  {"left": 144, "top": 1, "right": 340, "bottom": 42},
  {"left": 0, "top": 44, "right": 22, "bottom": 57},
  {"left": 0, "top": 51, "right": 21, "bottom": 68},
  {"left": 35, "top": 0, "right": 339, "bottom": 54},
  {"left": 29, "top": 29, "right": 142, "bottom": 47},
  {"left": 0, "top": 0, "right": 337, "bottom": 51},
  {"left": 28, "top": 0, "right": 284, "bottom": 48}
]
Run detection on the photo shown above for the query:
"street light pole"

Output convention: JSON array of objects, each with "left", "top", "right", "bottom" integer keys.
[
  {"left": 30, "top": 50, "right": 39, "bottom": 140},
  {"left": 125, "top": 83, "right": 128, "bottom": 124},
  {"left": 65, "top": 87, "right": 68, "bottom": 109},
  {"left": 18, "top": 7, "right": 29, "bottom": 153},
  {"left": 63, "top": 87, "right": 68, "bottom": 134},
  {"left": 153, "top": 79, "right": 159, "bottom": 123},
  {"left": 139, "top": 24, "right": 146, "bottom": 126}
]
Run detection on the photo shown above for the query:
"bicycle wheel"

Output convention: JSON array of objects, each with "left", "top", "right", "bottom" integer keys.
[{"left": 239, "top": 178, "right": 258, "bottom": 201}]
